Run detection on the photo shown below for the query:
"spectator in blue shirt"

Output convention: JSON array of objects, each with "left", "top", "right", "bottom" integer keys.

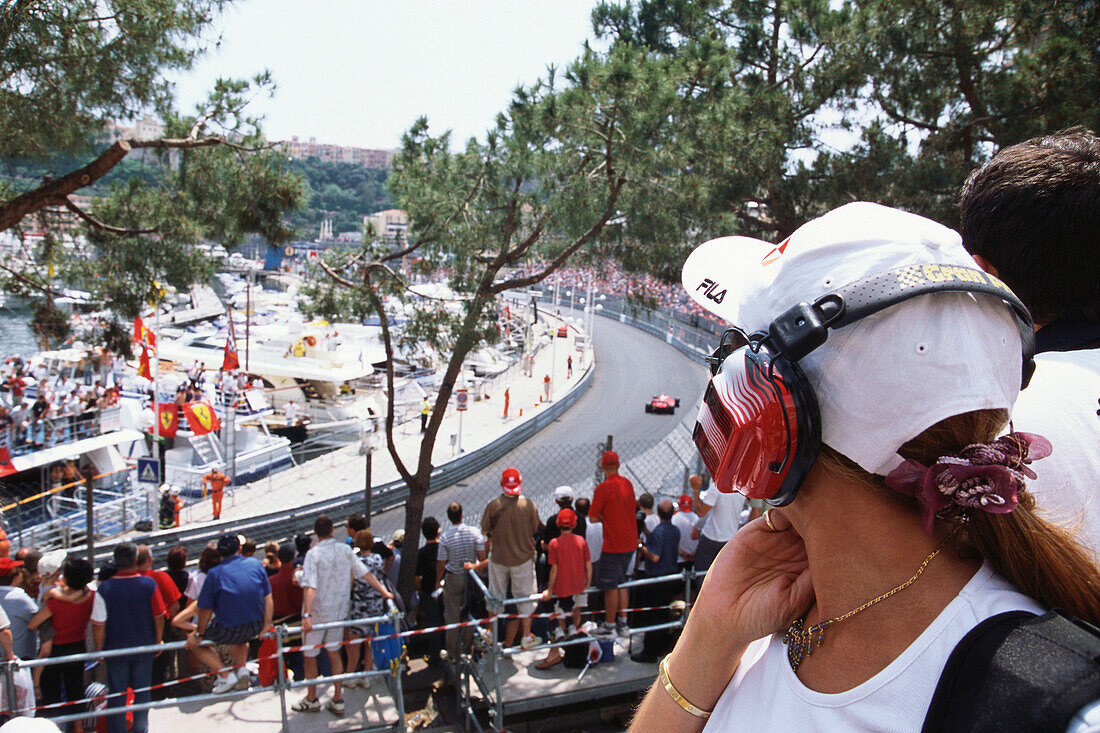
[
  {"left": 91, "top": 542, "right": 166, "bottom": 733},
  {"left": 188, "top": 533, "right": 273, "bottom": 694},
  {"left": 632, "top": 500, "right": 682, "bottom": 664},
  {"left": 0, "top": 556, "right": 38, "bottom": 660}
]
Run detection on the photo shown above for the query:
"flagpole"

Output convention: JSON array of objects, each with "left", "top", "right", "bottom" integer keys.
[{"left": 153, "top": 298, "right": 161, "bottom": 489}]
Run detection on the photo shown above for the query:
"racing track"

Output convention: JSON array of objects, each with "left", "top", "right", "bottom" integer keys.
[{"left": 370, "top": 309, "right": 709, "bottom": 534}]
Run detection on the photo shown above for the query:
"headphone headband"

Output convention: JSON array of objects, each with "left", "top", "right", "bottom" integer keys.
[{"left": 767, "top": 264, "right": 1036, "bottom": 388}]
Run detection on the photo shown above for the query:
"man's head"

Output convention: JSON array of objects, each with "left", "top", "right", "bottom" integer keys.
[
  {"left": 346, "top": 513, "right": 367, "bottom": 537},
  {"left": 959, "top": 128, "right": 1100, "bottom": 325},
  {"left": 216, "top": 533, "right": 241, "bottom": 558},
  {"left": 422, "top": 516, "right": 441, "bottom": 541},
  {"left": 638, "top": 492, "right": 655, "bottom": 513},
  {"left": 136, "top": 545, "right": 153, "bottom": 570},
  {"left": 354, "top": 529, "right": 374, "bottom": 552},
  {"left": 391, "top": 529, "right": 405, "bottom": 548},
  {"left": 277, "top": 543, "right": 296, "bottom": 566},
  {"left": 601, "top": 451, "right": 619, "bottom": 476},
  {"left": 677, "top": 494, "right": 693, "bottom": 513},
  {"left": 553, "top": 485, "right": 574, "bottom": 508},
  {"left": 574, "top": 497, "right": 590, "bottom": 517},
  {"left": 113, "top": 542, "right": 138, "bottom": 571},
  {"left": 446, "top": 502, "right": 463, "bottom": 525},
  {"left": 500, "top": 467, "right": 522, "bottom": 496},
  {"left": 314, "top": 514, "right": 334, "bottom": 539},
  {"left": 657, "top": 500, "right": 675, "bottom": 522},
  {"left": 556, "top": 508, "right": 577, "bottom": 532},
  {"left": 0, "top": 557, "right": 22, "bottom": 585},
  {"left": 241, "top": 540, "right": 257, "bottom": 557},
  {"left": 295, "top": 533, "right": 312, "bottom": 555}
]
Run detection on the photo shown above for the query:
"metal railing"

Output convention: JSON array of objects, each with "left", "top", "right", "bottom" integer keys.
[
  {"left": 459, "top": 567, "right": 698, "bottom": 731},
  {"left": 0, "top": 604, "right": 406, "bottom": 732}
]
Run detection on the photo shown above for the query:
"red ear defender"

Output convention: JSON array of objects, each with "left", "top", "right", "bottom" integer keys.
[{"left": 692, "top": 344, "right": 820, "bottom": 506}]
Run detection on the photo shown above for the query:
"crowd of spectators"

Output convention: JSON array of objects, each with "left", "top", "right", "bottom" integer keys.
[
  {"left": 0, "top": 454, "right": 732, "bottom": 728},
  {"left": 0, "top": 357, "right": 121, "bottom": 455}
]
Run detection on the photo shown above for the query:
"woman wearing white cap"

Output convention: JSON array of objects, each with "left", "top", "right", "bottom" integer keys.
[{"left": 632, "top": 203, "right": 1100, "bottom": 731}]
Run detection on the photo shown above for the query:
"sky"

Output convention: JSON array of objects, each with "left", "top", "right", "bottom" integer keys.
[{"left": 173, "top": 0, "right": 604, "bottom": 150}]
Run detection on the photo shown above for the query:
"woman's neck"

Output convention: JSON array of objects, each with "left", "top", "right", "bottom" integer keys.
[{"left": 780, "top": 465, "right": 980, "bottom": 690}]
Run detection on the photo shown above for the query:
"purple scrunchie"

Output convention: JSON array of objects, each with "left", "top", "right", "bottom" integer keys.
[{"left": 885, "top": 432, "right": 1053, "bottom": 536}]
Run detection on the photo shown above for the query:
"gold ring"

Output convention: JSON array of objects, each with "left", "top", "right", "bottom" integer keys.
[{"left": 763, "top": 509, "right": 777, "bottom": 532}]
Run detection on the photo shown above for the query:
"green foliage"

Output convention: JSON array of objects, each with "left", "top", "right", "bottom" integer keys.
[
  {"left": 285, "top": 158, "right": 392, "bottom": 236},
  {"left": 0, "top": 0, "right": 227, "bottom": 158}
]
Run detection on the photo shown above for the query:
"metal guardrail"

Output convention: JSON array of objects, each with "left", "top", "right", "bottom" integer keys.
[
  {"left": 460, "top": 567, "right": 695, "bottom": 731},
  {"left": 67, "top": 361, "right": 595, "bottom": 566},
  {"left": 0, "top": 605, "right": 406, "bottom": 732}
]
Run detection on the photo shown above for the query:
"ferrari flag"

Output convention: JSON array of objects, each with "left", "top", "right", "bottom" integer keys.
[
  {"left": 182, "top": 401, "right": 221, "bottom": 436},
  {"left": 133, "top": 316, "right": 156, "bottom": 348},
  {"left": 222, "top": 309, "right": 240, "bottom": 372},
  {"left": 137, "top": 346, "right": 153, "bottom": 381},
  {"left": 156, "top": 403, "right": 179, "bottom": 438}
]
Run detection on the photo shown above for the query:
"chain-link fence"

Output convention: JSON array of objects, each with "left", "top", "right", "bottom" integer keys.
[{"left": 365, "top": 413, "right": 704, "bottom": 543}]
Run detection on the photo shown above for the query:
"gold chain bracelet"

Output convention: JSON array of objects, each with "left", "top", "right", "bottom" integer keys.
[{"left": 659, "top": 655, "right": 712, "bottom": 720}]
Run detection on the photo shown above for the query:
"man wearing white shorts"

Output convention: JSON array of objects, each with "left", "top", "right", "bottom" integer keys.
[
  {"left": 481, "top": 468, "right": 540, "bottom": 649},
  {"left": 295, "top": 514, "right": 369, "bottom": 716}
]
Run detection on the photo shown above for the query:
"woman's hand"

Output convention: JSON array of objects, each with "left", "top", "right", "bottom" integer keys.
[{"left": 692, "top": 511, "right": 814, "bottom": 647}]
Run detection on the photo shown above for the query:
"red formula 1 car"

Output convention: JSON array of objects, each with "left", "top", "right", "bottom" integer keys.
[{"left": 644, "top": 393, "right": 681, "bottom": 414}]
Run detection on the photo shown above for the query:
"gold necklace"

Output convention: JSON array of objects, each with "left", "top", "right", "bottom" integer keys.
[{"left": 782, "top": 525, "right": 960, "bottom": 672}]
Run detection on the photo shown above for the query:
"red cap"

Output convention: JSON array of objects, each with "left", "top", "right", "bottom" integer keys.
[
  {"left": 556, "top": 508, "right": 577, "bottom": 529},
  {"left": 0, "top": 557, "right": 23, "bottom": 576},
  {"left": 678, "top": 494, "right": 693, "bottom": 513},
  {"left": 601, "top": 450, "right": 619, "bottom": 468},
  {"left": 501, "top": 467, "right": 522, "bottom": 495}
]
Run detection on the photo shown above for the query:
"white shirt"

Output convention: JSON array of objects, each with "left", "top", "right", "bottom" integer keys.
[
  {"left": 284, "top": 402, "right": 301, "bottom": 425},
  {"left": 1010, "top": 350, "right": 1100, "bottom": 557},
  {"left": 644, "top": 513, "right": 659, "bottom": 533},
  {"left": 672, "top": 510, "right": 699, "bottom": 558},
  {"left": 704, "top": 564, "right": 1043, "bottom": 732},
  {"left": 184, "top": 570, "right": 206, "bottom": 601},
  {"left": 699, "top": 488, "right": 747, "bottom": 543},
  {"left": 299, "top": 537, "right": 368, "bottom": 622},
  {"left": 585, "top": 520, "right": 604, "bottom": 564}
]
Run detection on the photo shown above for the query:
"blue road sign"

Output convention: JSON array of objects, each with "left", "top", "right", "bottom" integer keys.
[{"left": 137, "top": 457, "right": 160, "bottom": 484}]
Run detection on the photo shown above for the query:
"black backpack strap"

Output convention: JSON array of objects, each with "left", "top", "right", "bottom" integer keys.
[{"left": 923, "top": 610, "right": 1100, "bottom": 733}]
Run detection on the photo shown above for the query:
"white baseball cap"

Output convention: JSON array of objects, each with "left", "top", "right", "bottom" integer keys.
[
  {"left": 38, "top": 549, "right": 66, "bottom": 578},
  {"left": 553, "top": 485, "right": 574, "bottom": 501},
  {"left": 682, "top": 202, "right": 1023, "bottom": 476}
]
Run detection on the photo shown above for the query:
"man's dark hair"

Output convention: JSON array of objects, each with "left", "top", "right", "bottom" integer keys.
[
  {"left": 959, "top": 128, "right": 1100, "bottom": 324},
  {"left": 446, "top": 502, "right": 462, "bottom": 525},
  {"left": 346, "top": 513, "right": 367, "bottom": 533},
  {"left": 113, "top": 542, "right": 138, "bottom": 570},
  {"left": 314, "top": 514, "right": 334, "bottom": 538},
  {"left": 277, "top": 543, "right": 296, "bottom": 565},
  {"left": 295, "top": 533, "right": 312, "bottom": 555},
  {"left": 241, "top": 540, "right": 257, "bottom": 557},
  {"left": 62, "top": 558, "right": 94, "bottom": 592},
  {"left": 657, "top": 500, "right": 674, "bottom": 521},
  {"left": 422, "top": 516, "right": 440, "bottom": 541},
  {"left": 574, "top": 497, "right": 590, "bottom": 517},
  {"left": 166, "top": 545, "right": 188, "bottom": 572},
  {"left": 639, "top": 492, "right": 655, "bottom": 510}
]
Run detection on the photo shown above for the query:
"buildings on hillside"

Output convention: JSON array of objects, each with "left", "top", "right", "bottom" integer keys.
[
  {"left": 278, "top": 137, "right": 398, "bottom": 169},
  {"left": 364, "top": 209, "right": 408, "bottom": 241}
]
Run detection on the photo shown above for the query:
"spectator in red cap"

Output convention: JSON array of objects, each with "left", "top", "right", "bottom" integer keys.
[
  {"left": 536, "top": 508, "right": 591, "bottom": 669},
  {"left": 481, "top": 467, "right": 540, "bottom": 649},
  {"left": 672, "top": 494, "right": 698, "bottom": 571},
  {"left": 590, "top": 450, "right": 637, "bottom": 637}
]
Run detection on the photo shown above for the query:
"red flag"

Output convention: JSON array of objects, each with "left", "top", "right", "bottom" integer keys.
[
  {"left": 182, "top": 401, "right": 221, "bottom": 436},
  {"left": 155, "top": 403, "right": 179, "bottom": 438},
  {"left": 222, "top": 310, "right": 240, "bottom": 371},
  {"left": 133, "top": 316, "right": 156, "bottom": 348},
  {"left": 137, "top": 346, "right": 152, "bottom": 381}
]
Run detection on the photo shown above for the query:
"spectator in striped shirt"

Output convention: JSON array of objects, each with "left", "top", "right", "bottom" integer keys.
[{"left": 436, "top": 503, "right": 486, "bottom": 663}]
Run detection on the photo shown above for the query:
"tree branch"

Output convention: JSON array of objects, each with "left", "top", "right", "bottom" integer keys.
[
  {"left": 0, "top": 135, "right": 261, "bottom": 233},
  {"left": 0, "top": 261, "right": 65, "bottom": 298},
  {"left": 57, "top": 197, "right": 158, "bottom": 235}
]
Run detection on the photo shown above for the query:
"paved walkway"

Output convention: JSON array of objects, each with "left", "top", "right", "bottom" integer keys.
[{"left": 176, "top": 310, "right": 590, "bottom": 528}]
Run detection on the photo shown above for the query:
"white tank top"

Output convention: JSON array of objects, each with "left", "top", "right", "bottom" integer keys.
[{"left": 704, "top": 563, "right": 1043, "bottom": 732}]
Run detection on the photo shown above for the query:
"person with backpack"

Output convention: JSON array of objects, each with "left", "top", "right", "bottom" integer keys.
[{"left": 631, "top": 203, "right": 1100, "bottom": 731}]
